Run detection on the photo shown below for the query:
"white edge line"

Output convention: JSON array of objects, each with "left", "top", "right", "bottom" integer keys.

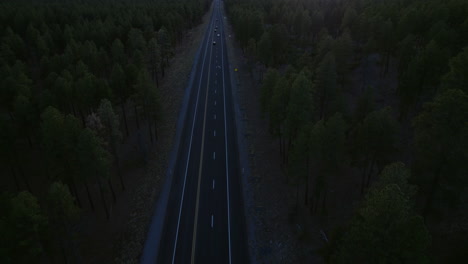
[{"left": 171, "top": 11, "right": 216, "bottom": 264}]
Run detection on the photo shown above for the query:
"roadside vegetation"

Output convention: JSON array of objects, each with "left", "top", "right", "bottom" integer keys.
[
  {"left": 226, "top": 0, "right": 468, "bottom": 262},
  {"left": 0, "top": 0, "right": 209, "bottom": 262}
]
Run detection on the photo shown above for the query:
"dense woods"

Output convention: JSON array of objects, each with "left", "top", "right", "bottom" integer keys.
[
  {"left": 0, "top": 0, "right": 209, "bottom": 262},
  {"left": 226, "top": 0, "right": 467, "bottom": 262}
]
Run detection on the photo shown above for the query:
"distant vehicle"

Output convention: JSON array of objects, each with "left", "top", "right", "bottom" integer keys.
[
  {"left": 213, "top": 41, "right": 216, "bottom": 45},
  {"left": 217, "top": 34, "right": 220, "bottom": 37},
  {"left": 214, "top": 29, "right": 217, "bottom": 32}
]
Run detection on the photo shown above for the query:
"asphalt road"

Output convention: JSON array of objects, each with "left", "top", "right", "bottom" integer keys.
[{"left": 157, "top": 1, "right": 248, "bottom": 263}]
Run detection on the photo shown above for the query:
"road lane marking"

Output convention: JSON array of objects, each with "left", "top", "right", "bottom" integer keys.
[
  {"left": 213, "top": 152, "right": 216, "bottom": 160},
  {"left": 190, "top": 11, "right": 216, "bottom": 264},
  {"left": 213, "top": 179, "right": 215, "bottom": 189},
  {"left": 214, "top": 114, "right": 216, "bottom": 120},
  {"left": 215, "top": 100, "right": 217, "bottom": 106},
  {"left": 214, "top": 130, "right": 216, "bottom": 137},
  {"left": 215, "top": 89, "right": 217, "bottom": 94},
  {"left": 220, "top": 8, "right": 233, "bottom": 263},
  {"left": 211, "top": 215, "right": 214, "bottom": 228},
  {"left": 172, "top": 10, "right": 216, "bottom": 264}
]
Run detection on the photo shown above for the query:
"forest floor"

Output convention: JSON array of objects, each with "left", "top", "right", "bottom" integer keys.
[
  {"left": 75, "top": 7, "right": 213, "bottom": 264},
  {"left": 224, "top": 21, "right": 325, "bottom": 264}
]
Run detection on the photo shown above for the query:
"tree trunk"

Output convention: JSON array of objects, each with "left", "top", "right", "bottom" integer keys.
[
  {"left": 142, "top": 103, "right": 153, "bottom": 145},
  {"left": 108, "top": 178, "right": 116, "bottom": 203},
  {"left": 365, "top": 155, "right": 376, "bottom": 188},
  {"left": 154, "top": 121, "right": 158, "bottom": 141},
  {"left": 10, "top": 165, "right": 20, "bottom": 191},
  {"left": 27, "top": 134, "right": 33, "bottom": 148},
  {"left": 60, "top": 238, "right": 68, "bottom": 264},
  {"left": 313, "top": 190, "right": 320, "bottom": 214},
  {"left": 320, "top": 95, "right": 325, "bottom": 120},
  {"left": 384, "top": 52, "right": 391, "bottom": 76},
  {"left": 70, "top": 177, "right": 82, "bottom": 208},
  {"left": 113, "top": 149, "right": 125, "bottom": 191},
  {"left": 134, "top": 104, "right": 140, "bottom": 130},
  {"left": 18, "top": 165, "right": 32, "bottom": 193},
  {"left": 360, "top": 166, "right": 367, "bottom": 196},
  {"left": 98, "top": 179, "right": 109, "bottom": 220},
  {"left": 155, "top": 71, "right": 159, "bottom": 88},
  {"left": 295, "top": 183, "right": 300, "bottom": 211},
  {"left": 9, "top": 111, "right": 15, "bottom": 121},
  {"left": 423, "top": 164, "right": 443, "bottom": 219},
  {"left": 71, "top": 102, "right": 77, "bottom": 118},
  {"left": 121, "top": 101, "right": 129, "bottom": 137},
  {"left": 78, "top": 109, "right": 86, "bottom": 127},
  {"left": 278, "top": 136, "right": 283, "bottom": 160},
  {"left": 84, "top": 180, "right": 94, "bottom": 211},
  {"left": 321, "top": 190, "right": 327, "bottom": 214},
  {"left": 304, "top": 156, "right": 309, "bottom": 205}
]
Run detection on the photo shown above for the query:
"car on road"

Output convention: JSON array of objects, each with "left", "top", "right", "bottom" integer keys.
[
  {"left": 213, "top": 41, "right": 216, "bottom": 45},
  {"left": 217, "top": 33, "right": 220, "bottom": 37}
]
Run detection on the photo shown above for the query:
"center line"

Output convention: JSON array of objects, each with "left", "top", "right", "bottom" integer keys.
[
  {"left": 190, "top": 14, "right": 216, "bottom": 263},
  {"left": 212, "top": 179, "right": 215, "bottom": 189},
  {"left": 213, "top": 152, "right": 216, "bottom": 160},
  {"left": 211, "top": 215, "right": 214, "bottom": 228}
]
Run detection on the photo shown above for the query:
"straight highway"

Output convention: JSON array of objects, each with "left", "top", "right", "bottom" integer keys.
[{"left": 155, "top": 0, "right": 248, "bottom": 263}]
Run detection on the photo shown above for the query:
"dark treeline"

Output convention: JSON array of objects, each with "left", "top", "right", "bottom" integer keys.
[
  {"left": 226, "top": 0, "right": 467, "bottom": 262},
  {"left": 0, "top": 0, "right": 210, "bottom": 263}
]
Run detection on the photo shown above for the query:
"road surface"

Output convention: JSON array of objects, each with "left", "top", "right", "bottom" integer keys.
[{"left": 156, "top": 1, "right": 248, "bottom": 263}]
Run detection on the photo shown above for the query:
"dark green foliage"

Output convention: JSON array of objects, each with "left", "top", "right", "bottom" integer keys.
[
  {"left": 413, "top": 89, "right": 468, "bottom": 214},
  {"left": 332, "top": 184, "right": 430, "bottom": 263},
  {"left": 332, "top": 163, "right": 430, "bottom": 263},
  {"left": 261, "top": 68, "right": 279, "bottom": 116},
  {"left": 225, "top": 0, "right": 468, "bottom": 261},
  {"left": 1, "top": 0, "right": 209, "bottom": 260},
  {"left": 0, "top": 192, "right": 48, "bottom": 264},
  {"left": 285, "top": 71, "right": 314, "bottom": 140},
  {"left": 442, "top": 46, "right": 468, "bottom": 93}
]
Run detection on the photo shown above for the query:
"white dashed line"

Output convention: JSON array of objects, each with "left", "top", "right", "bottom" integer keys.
[
  {"left": 211, "top": 215, "right": 214, "bottom": 228},
  {"left": 212, "top": 179, "right": 215, "bottom": 189},
  {"left": 213, "top": 152, "right": 216, "bottom": 160},
  {"left": 215, "top": 101, "right": 217, "bottom": 106},
  {"left": 214, "top": 130, "right": 216, "bottom": 137},
  {"left": 214, "top": 114, "right": 216, "bottom": 120}
]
